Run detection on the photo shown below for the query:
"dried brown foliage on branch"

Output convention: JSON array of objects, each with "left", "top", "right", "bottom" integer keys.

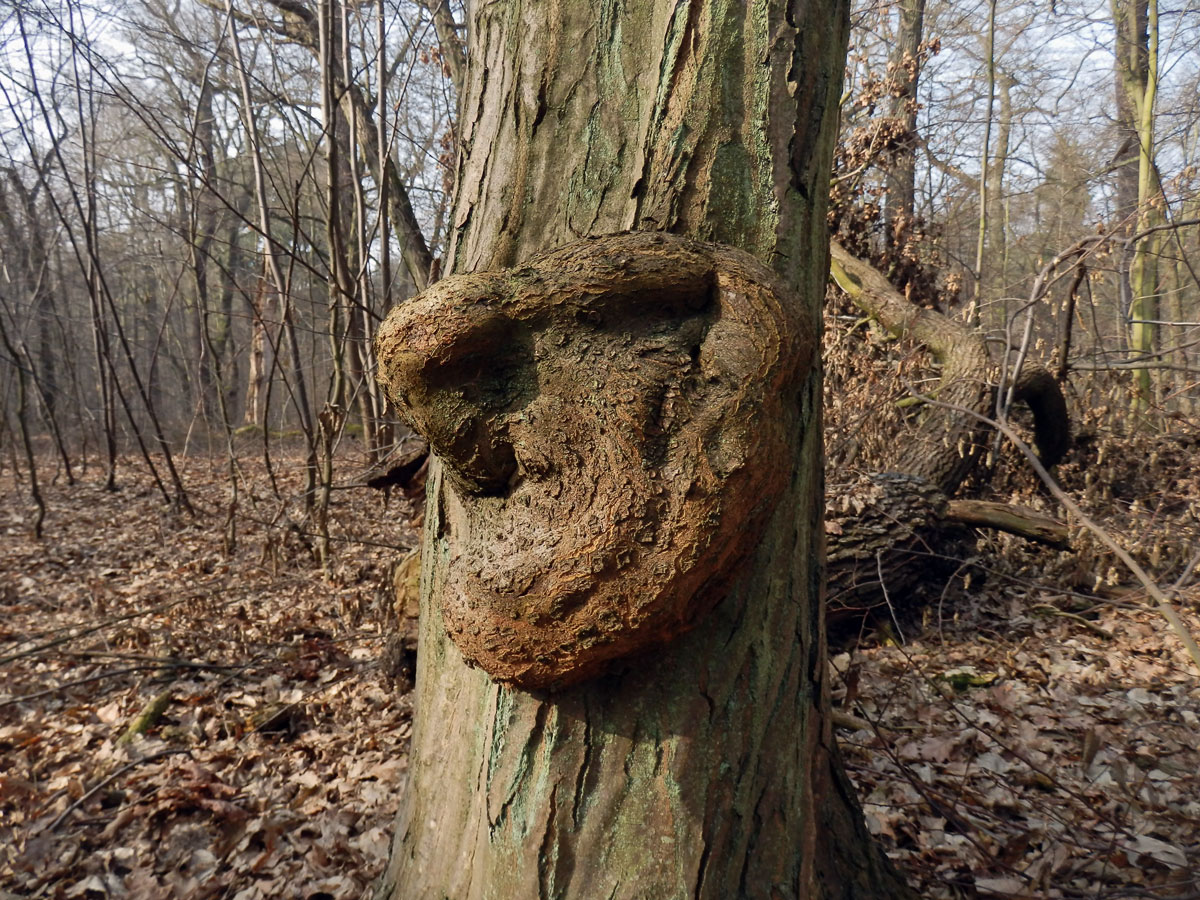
[{"left": 831, "top": 36, "right": 958, "bottom": 310}]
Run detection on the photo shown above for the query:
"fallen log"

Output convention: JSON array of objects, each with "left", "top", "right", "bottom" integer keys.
[
  {"left": 829, "top": 241, "right": 1070, "bottom": 487},
  {"left": 824, "top": 473, "right": 1069, "bottom": 634},
  {"left": 824, "top": 243, "right": 1073, "bottom": 634},
  {"left": 944, "top": 499, "right": 1069, "bottom": 548}
]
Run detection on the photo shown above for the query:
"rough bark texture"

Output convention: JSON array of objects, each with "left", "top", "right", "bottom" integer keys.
[
  {"left": 830, "top": 240, "right": 991, "bottom": 495},
  {"left": 375, "top": 1, "right": 912, "bottom": 898},
  {"left": 377, "top": 233, "right": 809, "bottom": 689},
  {"left": 825, "top": 474, "right": 1069, "bottom": 631},
  {"left": 826, "top": 473, "right": 953, "bottom": 623}
]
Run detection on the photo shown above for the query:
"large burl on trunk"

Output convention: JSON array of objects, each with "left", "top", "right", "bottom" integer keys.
[
  {"left": 372, "top": 1, "right": 913, "bottom": 898},
  {"left": 376, "top": 233, "right": 809, "bottom": 690},
  {"left": 374, "top": 239, "right": 909, "bottom": 899}
]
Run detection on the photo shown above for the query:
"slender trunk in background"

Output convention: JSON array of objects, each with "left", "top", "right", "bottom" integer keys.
[
  {"left": 230, "top": 0, "right": 434, "bottom": 290},
  {"left": 343, "top": 0, "right": 381, "bottom": 460},
  {"left": 1111, "top": 0, "right": 1147, "bottom": 229},
  {"left": 188, "top": 77, "right": 221, "bottom": 423},
  {"left": 985, "top": 71, "right": 1013, "bottom": 317},
  {"left": 215, "top": 219, "right": 244, "bottom": 420},
  {"left": 884, "top": 0, "right": 926, "bottom": 237},
  {"left": 243, "top": 271, "right": 271, "bottom": 428},
  {"left": 1112, "top": 0, "right": 1161, "bottom": 407},
  {"left": 969, "top": 0, "right": 998, "bottom": 326},
  {"left": 0, "top": 164, "right": 74, "bottom": 483},
  {"left": 0, "top": 312, "right": 46, "bottom": 538},
  {"left": 315, "top": 0, "right": 353, "bottom": 568},
  {"left": 226, "top": 2, "right": 317, "bottom": 507}
]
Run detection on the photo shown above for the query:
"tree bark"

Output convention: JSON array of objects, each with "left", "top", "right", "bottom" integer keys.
[
  {"left": 829, "top": 240, "right": 1069, "bottom": 489},
  {"left": 375, "top": 2, "right": 911, "bottom": 899},
  {"left": 824, "top": 244, "right": 1071, "bottom": 626},
  {"left": 883, "top": 0, "right": 925, "bottom": 232},
  {"left": 982, "top": 71, "right": 1014, "bottom": 307},
  {"left": 825, "top": 473, "right": 1068, "bottom": 631},
  {"left": 1111, "top": 0, "right": 1162, "bottom": 406},
  {"left": 830, "top": 239, "right": 992, "bottom": 494}
]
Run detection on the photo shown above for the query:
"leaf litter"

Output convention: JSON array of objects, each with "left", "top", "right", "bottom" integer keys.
[
  {"left": 2, "top": 431, "right": 1198, "bottom": 899},
  {"left": 1, "top": 451, "right": 417, "bottom": 899},
  {"left": 833, "top": 420, "right": 1200, "bottom": 898}
]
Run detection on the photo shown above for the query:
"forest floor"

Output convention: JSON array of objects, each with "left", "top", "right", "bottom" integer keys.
[{"left": 1, "top": 440, "right": 1198, "bottom": 899}]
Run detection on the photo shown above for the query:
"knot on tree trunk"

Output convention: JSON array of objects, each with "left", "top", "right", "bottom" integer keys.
[{"left": 375, "top": 231, "right": 815, "bottom": 689}]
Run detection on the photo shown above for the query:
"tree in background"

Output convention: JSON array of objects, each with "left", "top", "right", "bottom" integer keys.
[{"left": 1111, "top": 0, "right": 1163, "bottom": 406}]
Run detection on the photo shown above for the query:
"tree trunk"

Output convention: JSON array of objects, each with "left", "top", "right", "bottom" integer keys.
[
  {"left": 825, "top": 243, "right": 1070, "bottom": 627},
  {"left": 375, "top": 2, "right": 911, "bottom": 899},
  {"left": 830, "top": 240, "right": 992, "bottom": 494},
  {"left": 983, "top": 71, "right": 1013, "bottom": 310},
  {"left": 969, "top": 0, "right": 998, "bottom": 325},
  {"left": 243, "top": 264, "right": 272, "bottom": 428},
  {"left": 189, "top": 76, "right": 220, "bottom": 423},
  {"left": 1111, "top": 0, "right": 1148, "bottom": 230},
  {"left": 829, "top": 240, "right": 1070, "bottom": 486},
  {"left": 826, "top": 472, "right": 1068, "bottom": 633},
  {"left": 1111, "top": 0, "right": 1162, "bottom": 406},
  {"left": 884, "top": 0, "right": 926, "bottom": 233}
]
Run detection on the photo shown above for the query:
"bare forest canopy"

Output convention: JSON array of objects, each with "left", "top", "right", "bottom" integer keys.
[
  {"left": 2, "top": 0, "right": 1200, "bottom": 896},
  {"left": 0, "top": 0, "right": 1196, "bottom": 494}
]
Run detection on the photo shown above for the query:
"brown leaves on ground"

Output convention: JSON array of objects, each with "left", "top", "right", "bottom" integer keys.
[
  {"left": 833, "top": 411, "right": 1200, "bottom": 898},
  {"left": 2, "top": 411, "right": 1199, "bottom": 899},
  {"left": 836, "top": 587, "right": 1200, "bottom": 898},
  {"left": 0, "top": 452, "right": 418, "bottom": 899}
]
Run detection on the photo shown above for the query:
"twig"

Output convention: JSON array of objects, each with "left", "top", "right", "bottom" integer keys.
[
  {"left": 0, "top": 657, "right": 249, "bottom": 708},
  {"left": 0, "top": 595, "right": 199, "bottom": 665},
  {"left": 116, "top": 687, "right": 174, "bottom": 746},
  {"left": 944, "top": 498, "right": 1070, "bottom": 548},
  {"left": 863, "top": 628, "right": 1142, "bottom": 841},
  {"left": 64, "top": 651, "right": 246, "bottom": 669},
  {"left": 876, "top": 550, "right": 906, "bottom": 644},
  {"left": 851, "top": 704, "right": 1010, "bottom": 871},
  {"left": 831, "top": 708, "right": 872, "bottom": 731},
  {"left": 1169, "top": 547, "right": 1200, "bottom": 594},
  {"left": 0, "top": 666, "right": 149, "bottom": 708},
  {"left": 46, "top": 748, "right": 191, "bottom": 832},
  {"left": 1031, "top": 604, "right": 1116, "bottom": 640},
  {"left": 919, "top": 389, "right": 1200, "bottom": 675}
]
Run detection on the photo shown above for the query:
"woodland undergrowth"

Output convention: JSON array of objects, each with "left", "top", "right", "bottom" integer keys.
[
  {"left": 1, "top": 448, "right": 419, "bottom": 899},
  {"left": 825, "top": 316, "right": 1200, "bottom": 898},
  {"left": 1, "top": 362, "right": 1199, "bottom": 898}
]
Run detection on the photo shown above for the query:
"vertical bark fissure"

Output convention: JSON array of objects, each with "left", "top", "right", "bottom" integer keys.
[
  {"left": 537, "top": 783, "right": 559, "bottom": 900},
  {"left": 570, "top": 712, "right": 592, "bottom": 830},
  {"left": 377, "top": 1, "right": 910, "bottom": 898}
]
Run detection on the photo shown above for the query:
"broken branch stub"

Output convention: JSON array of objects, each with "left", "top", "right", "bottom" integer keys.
[{"left": 375, "top": 231, "right": 813, "bottom": 689}]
